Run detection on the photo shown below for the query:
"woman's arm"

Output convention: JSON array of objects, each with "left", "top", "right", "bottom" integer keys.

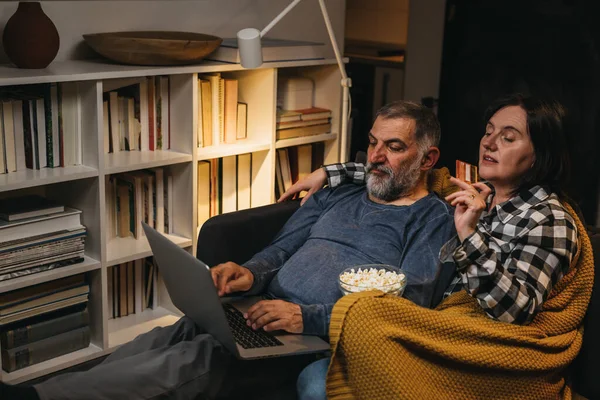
[
  {"left": 452, "top": 209, "right": 578, "bottom": 324},
  {"left": 278, "top": 162, "right": 366, "bottom": 205}
]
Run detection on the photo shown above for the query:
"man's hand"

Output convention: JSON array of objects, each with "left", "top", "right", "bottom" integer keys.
[
  {"left": 244, "top": 299, "right": 303, "bottom": 334},
  {"left": 210, "top": 262, "right": 254, "bottom": 297}
]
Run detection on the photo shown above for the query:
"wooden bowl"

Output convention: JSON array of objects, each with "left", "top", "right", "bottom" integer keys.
[{"left": 83, "top": 31, "right": 223, "bottom": 66}]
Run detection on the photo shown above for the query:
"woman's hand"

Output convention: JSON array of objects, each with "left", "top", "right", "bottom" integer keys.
[
  {"left": 278, "top": 167, "right": 327, "bottom": 206},
  {"left": 445, "top": 177, "right": 493, "bottom": 242}
]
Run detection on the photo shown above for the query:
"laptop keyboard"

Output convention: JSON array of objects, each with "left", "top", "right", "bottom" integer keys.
[{"left": 223, "top": 303, "right": 284, "bottom": 349}]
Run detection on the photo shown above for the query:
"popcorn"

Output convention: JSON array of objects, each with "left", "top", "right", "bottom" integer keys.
[{"left": 339, "top": 267, "right": 406, "bottom": 294}]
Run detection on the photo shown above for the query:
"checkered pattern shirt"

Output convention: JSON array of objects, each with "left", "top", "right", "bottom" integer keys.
[
  {"left": 324, "top": 163, "right": 579, "bottom": 324},
  {"left": 324, "top": 162, "right": 366, "bottom": 188},
  {"left": 440, "top": 185, "right": 578, "bottom": 324}
]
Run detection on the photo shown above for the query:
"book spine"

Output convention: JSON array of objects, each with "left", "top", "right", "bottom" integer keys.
[
  {"left": 43, "top": 85, "right": 53, "bottom": 168},
  {"left": 1, "top": 307, "right": 89, "bottom": 349},
  {"left": 1, "top": 325, "right": 90, "bottom": 372},
  {"left": 21, "top": 101, "right": 33, "bottom": 170}
]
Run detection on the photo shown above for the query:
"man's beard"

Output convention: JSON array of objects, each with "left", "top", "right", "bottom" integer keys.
[{"left": 365, "top": 156, "right": 423, "bottom": 202}]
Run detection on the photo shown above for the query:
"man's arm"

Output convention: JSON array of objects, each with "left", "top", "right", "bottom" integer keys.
[{"left": 242, "top": 189, "right": 333, "bottom": 294}]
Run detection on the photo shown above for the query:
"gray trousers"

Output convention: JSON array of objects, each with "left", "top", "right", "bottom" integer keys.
[{"left": 35, "top": 317, "right": 231, "bottom": 400}]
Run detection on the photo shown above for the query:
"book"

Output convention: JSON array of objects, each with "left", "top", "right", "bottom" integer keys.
[
  {"left": 199, "top": 79, "right": 213, "bottom": 147},
  {"left": 0, "top": 274, "right": 84, "bottom": 309},
  {"left": 0, "top": 195, "right": 64, "bottom": 222},
  {"left": 223, "top": 79, "right": 238, "bottom": 144},
  {"left": 197, "top": 161, "right": 211, "bottom": 226},
  {"left": 0, "top": 291, "right": 88, "bottom": 325},
  {"left": 276, "top": 118, "right": 330, "bottom": 130},
  {"left": 0, "top": 283, "right": 89, "bottom": 317},
  {"left": 236, "top": 102, "right": 248, "bottom": 140},
  {"left": 1, "top": 325, "right": 91, "bottom": 372},
  {"left": 276, "top": 109, "right": 302, "bottom": 123},
  {"left": 0, "top": 207, "right": 82, "bottom": 244},
  {"left": 294, "top": 107, "right": 332, "bottom": 121},
  {"left": 206, "top": 38, "right": 325, "bottom": 64},
  {"left": 276, "top": 123, "right": 331, "bottom": 140},
  {"left": 236, "top": 153, "right": 252, "bottom": 211},
  {"left": 0, "top": 304, "right": 88, "bottom": 349}
]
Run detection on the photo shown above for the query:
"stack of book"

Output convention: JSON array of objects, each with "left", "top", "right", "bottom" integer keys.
[
  {"left": 0, "top": 274, "right": 90, "bottom": 372},
  {"left": 197, "top": 73, "right": 247, "bottom": 148},
  {"left": 276, "top": 107, "right": 332, "bottom": 140},
  {"left": 102, "top": 76, "right": 171, "bottom": 154},
  {"left": 0, "top": 195, "right": 87, "bottom": 282},
  {"left": 106, "top": 167, "right": 174, "bottom": 240},
  {"left": 197, "top": 153, "right": 253, "bottom": 225},
  {"left": 0, "top": 83, "right": 81, "bottom": 174},
  {"left": 108, "top": 257, "right": 155, "bottom": 319}
]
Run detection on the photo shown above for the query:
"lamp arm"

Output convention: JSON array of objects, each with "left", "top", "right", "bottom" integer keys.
[
  {"left": 253, "top": 0, "right": 352, "bottom": 161},
  {"left": 317, "top": 0, "right": 351, "bottom": 161},
  {"left": 317, "top": 0, "right": 347, "bottom": 82},
  {"left": 260, "top": 0, "right": 304, "bottom": 37}
]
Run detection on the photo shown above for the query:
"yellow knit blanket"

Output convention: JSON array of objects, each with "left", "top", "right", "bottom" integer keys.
[{"left": 327, "top": 168, "right": 594, "bottom": 400}]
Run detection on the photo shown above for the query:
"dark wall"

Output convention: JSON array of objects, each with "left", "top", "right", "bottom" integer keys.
[{"left": 437, "top": 0, "right": 600, "bottom": 223}]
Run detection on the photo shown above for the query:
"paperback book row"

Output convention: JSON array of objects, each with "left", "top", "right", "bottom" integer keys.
[
  {"left": 102, "top": 76, "right": 171, "bottom": 154},
  {"left": 106, "top": 167, "right": 174, "bottom": 240},
  {"left": 197, "top": 73, "right": 248, "bottom": 148},
  {"left": 107, "top": 257, "right": 156, "bottom": 319},
  {"left": 276, "top": 107, "right": 332, "bottom": 140},
  {"left": 275, "top": 143, "right": 325, "bottom": 199},
  {"left": 0, "top": 195, "right": 86, "bottom": 282},
  {"left": 197, "top": 153, "right": 252, "bottom": 226},
  {"left": 0, "top": 274, "right": 90, "bottom": 372},
  {"left": 0, "top": 83, "right": 81, "bottom": 174}
]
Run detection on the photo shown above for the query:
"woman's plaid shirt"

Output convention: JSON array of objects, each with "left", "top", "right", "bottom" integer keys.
[{"left": 324, "top": 163, "right": 579, "bottom": 324}]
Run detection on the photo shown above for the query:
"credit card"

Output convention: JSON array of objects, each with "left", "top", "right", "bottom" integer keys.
[{"left": 456, "top": 160, "right": 479, "bottom": 183}]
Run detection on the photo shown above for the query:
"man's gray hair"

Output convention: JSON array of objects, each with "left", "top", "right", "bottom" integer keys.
[{"left": 375, "top": 101, "right": 441, "bottom": 155}]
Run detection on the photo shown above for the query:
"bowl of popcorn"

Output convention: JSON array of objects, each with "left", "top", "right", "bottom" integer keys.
[{"left": 338, "top": 264, "right": 407, "bottom": 296}]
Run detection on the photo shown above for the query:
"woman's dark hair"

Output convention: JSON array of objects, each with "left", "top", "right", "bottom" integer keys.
[{"left": 483, "top": 93, "right": 571, "bottom": 198}]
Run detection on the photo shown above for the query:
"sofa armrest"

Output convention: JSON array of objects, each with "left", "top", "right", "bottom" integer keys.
[
  {"left": 571, "top": 229, "right": 600, "bottom": 399},
  {"left": 196, "top": 200, "right": 301, "bottom": 267}
]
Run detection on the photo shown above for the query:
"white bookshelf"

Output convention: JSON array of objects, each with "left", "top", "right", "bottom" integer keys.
[{"left": 0, "top": 57, "right": 344, "bottom": 383}]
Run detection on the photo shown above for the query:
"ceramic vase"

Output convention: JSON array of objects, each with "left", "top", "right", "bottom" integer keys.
[{"left": 2, "top": 1, "right": 60, "bottom": 69}]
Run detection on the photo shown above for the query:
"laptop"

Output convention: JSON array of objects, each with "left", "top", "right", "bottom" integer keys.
[{"left": 142, "top": 222, "right": 330, "bottom": 360}]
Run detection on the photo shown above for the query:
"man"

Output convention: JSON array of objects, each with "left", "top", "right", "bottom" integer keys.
[{"left": 1, "top": 101, "right": 455, "bottom": 400}]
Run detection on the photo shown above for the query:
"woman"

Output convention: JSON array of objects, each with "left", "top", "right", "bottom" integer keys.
[{"left": 287, "top": 94, "right": 581, "bottom": 400}]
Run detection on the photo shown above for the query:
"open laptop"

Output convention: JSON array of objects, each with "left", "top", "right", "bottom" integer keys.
[{"left": 142, "top": 222, "right": 330, "bottom": 360}]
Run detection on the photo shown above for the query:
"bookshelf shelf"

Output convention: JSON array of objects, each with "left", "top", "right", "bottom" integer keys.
[
  {"left": 107, "top": 307, "right": 180, "bottom": 348},
  {"left": 106, "top": 234, "right": 193, "bottom": 267},
  {"left": 197, "top": 140, "right": 271, "bottom": 161},
  {"left": 0, "top": 165, "right": 99, "bottom": 193},
  {"left": 104, "top": 150, "right": 193, "bottom": 175},
  {"left": 1, "top": 344, "right": 105, "bottom": 385},
  {"left": 275, "top": 132, "right": 338, "bottom": 149},
  {"left": 0, "top": 256, "right": 101, "bottom": 294},
  {"left": 0, "top": 58, "right": 346, "bottom": 87}
]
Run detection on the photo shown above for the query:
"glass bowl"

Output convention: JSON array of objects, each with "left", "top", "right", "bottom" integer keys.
[{"left": 338, "top": 264, "right": 407, "bottom": 296}]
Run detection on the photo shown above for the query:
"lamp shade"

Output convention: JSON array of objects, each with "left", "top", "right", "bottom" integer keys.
[{"left": 237, "top": 28, "right": 263, "bottom": 69}]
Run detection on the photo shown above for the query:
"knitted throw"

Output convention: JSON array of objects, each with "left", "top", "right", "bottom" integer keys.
[{"left": 327, "top": 168, "right": 594, "bottom": 400}]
